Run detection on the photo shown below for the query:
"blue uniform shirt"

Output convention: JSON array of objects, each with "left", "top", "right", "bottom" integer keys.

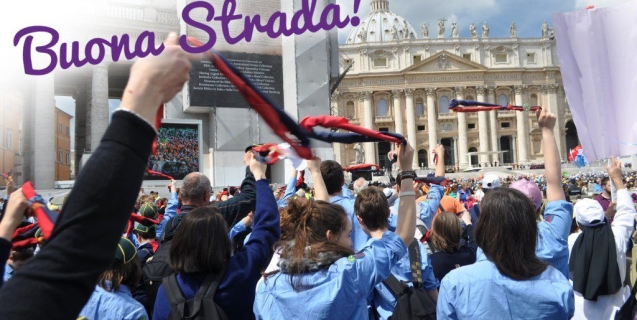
[
  {"left": 389, "top": 184, "right": 445, "bottom": 230},
  {"left": 537, "top": 200, "right": 573, "bottom": 278},
  {"left": 437, "top": 249, "right": 574, "bottom": 320},
  {"left": 330, "top": 195, "right": 369, "bottom": 251},
  {"left": 372, "top": 240, "right": 439, "bottom": 319},
  {"left": 3, "top": 264, "right": 13, "bottom": 282},
  {"left": 254, "top": 231, "right": 407, "bottom": 320},
  {"left": 79, "top": 284, "right": 148, "bottom": 320},
  {"left": 156, "top": 191, "right": 179, "bottom": 240}
]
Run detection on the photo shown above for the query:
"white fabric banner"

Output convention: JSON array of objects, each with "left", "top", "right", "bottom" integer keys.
[{"left": 553, "top": 2, "right": 637, "bottom": 161}]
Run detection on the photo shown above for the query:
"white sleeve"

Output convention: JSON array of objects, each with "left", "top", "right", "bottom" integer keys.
[{"left": 611, "top": 189, "right": 636, "bottom": 254}]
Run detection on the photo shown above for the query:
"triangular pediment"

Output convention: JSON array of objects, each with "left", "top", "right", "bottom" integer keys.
[{"left": 404, "top": 51, "right": 487, "bottom": 73}]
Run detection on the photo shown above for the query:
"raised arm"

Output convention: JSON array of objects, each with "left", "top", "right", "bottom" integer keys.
[
  {"left": 395, "top": 142, "right": 416, "bottom": 246},
  {"left": 156, "top": 179, "right": 178, "bottom": 240},
  {"left": 434, "top": 144, "right": 445, "bottom": 178},
  {"left": 307, "top": 156, "right": 329, "bottom": 201},
  {"left": 0, "top": 33, "right": 197, "bottom": 319},
  {"left": 538, "top": 109, "right": 564, "bottom": 202},
  {"left": 607, "top": 157, "right": 637, "bottom": 250}
]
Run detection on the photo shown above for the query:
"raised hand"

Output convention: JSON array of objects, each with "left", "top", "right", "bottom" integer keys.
[{"left": 536, "top": 108, "right": 556, "bottom": 131}]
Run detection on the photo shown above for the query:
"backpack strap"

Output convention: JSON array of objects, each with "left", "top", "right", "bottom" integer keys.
[
  {"left": 163, "top": 274, "right": 187, "bottom": 317},
  {"left": 408, "top": 240, "right": 423, "bottom": 288},
  {"left": 381, "top": 274, "right": 410, "bottom": 299}
]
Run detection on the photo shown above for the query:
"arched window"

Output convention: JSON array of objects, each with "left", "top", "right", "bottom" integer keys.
[
  {"left": 376, "top": 99, "right": 389, "bottom": 117},
  {"left": 498, "top": 94, "right": 508, "bottom": 106},
  {"left": 418, "top": 149, "right": 428, "bottom": 168},
  {"left": 465, "top": 95, "right": 475, "bottom": 101},
  {"left": 530, "top": 94, "right": 538, "bottom": 106},
  {"left": 415, "top": 98, "right": 424, "bottom": 115},
  {"left": 439, "top": 96, "right": 450, "bottom": 113},
  {"left": 346, "top": 101, "right": 355, "bottom": 118}
]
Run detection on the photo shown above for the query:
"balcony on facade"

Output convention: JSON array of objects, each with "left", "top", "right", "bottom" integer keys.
[
  {"left": 416, "top": 114, "right": 427, "bottom": 120},
  {"left": 375, "top": 116, "right": 394, "bottom": 124},
  {"left": 438, "top": 113, "right": 456, "bottom": 120},
  {"left": 497, "top": 110, "right": 516, "bottom": 119},
  {"left": 349, "top": 118, "right": 361, "bottom": 125}
]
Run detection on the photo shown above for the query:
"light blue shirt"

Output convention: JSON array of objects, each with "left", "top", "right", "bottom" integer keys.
[
  {"left": 437, "top": 250, "right": 574, "bottom": 320},
  {"left": 276, "top": 175, "right": 297, "bottom": 208},
  {"left": 228, "top": 220, "right": 252, "bottom": 245},
  {"left": 3, "top": 264, "right": 13, "bottom": 282},
  {"left": 388, "top": 184, "right": 445, "bottom": 231},
  {"left": 79, "top": 284, "right": 148, "bottom": 320},
  {"left": 372, "top": 240, "right": 439, "bottom": 320},
  {"left": 536, "top": 200, "right": 573, "bottom": 279},
  {"left": 156, "top": 191, "right": 179, "bottom": 240},
  {"left": 254, "top": 231, "right": 407, "bottom": 320},
  {"left": 330, "top": 195, "right": 369, "bottom": 251},
  {"left": 342, "top": 184, "right": 354, "bottom": 199}
]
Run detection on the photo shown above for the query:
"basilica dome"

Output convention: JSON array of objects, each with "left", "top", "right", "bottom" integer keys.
[{"left": 346, "top": 0, "right": 418, "bottom": 44}]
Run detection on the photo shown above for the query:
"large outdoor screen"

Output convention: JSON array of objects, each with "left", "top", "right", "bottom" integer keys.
[{"left": 145, "top": 121, "right": 202, "bottom": 180}]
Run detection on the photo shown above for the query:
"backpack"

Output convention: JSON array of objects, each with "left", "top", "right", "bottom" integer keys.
[
  {"left": 163, "top": 265, "right": 229, "bottom": 320},
  {"left": 382, "top": 241, "right": 436, "bottom": 320},
  {"left": 142, "top": 241, "right": 174, "bottom": 314}
]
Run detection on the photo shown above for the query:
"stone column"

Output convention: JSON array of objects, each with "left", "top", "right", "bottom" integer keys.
[
  {"left": 425, "top": 88, "right": 438, "bottom": 152},
  {"left": 514, "top": 85, "right": 529, "bottom": 163},
  {"left": 73, "top": 88, "right": 88, "bottom": 176},
  {"left": 405, "top": 89, "right": 418, "bottom": 167},
  {"left": 512, "top": 135, "right": 518, "bottom": 164},
  {"left": 391, "top": 90, "right": 404, "bottom": 136},
  {"left": 361, "top": 91, "right": 376, "bottom": 164},
  {"left": 476, "top": 86, "right": 490, "bottom": 167},
  {"left": 34, "top": 74, "right": 56, "bottom": 189},
  {"left": 487, "top": 87, "right": 499, "bottom": 165},
  {"left": 88, "top": 64, "right": 110, "bottom": 151},
  {"left": 452, "top": 137, "right": 458, "bottom": 167},
  {"left": 331, "top": 92, "right": 342, "bottom": 164},
  {"left": 544, "top": 84, "right": 563, "bottom": 160},
  {"left": 455, "top": 87, "right": 469, "bottom": 169}
]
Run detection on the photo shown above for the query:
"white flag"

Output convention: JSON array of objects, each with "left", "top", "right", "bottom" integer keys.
[{"left": 553, "top": 2, "right": 637, "bottom": 161}]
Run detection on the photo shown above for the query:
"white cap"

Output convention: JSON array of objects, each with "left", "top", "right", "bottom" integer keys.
[
  {"left": 482, "top": 174, "right": 502, "bottom": 189},
  {"left": 383, "top": 188, "right": 394, "bottom": 198},
  {"left": 574, "top": 199, "right": 605, "bottom": 227}
]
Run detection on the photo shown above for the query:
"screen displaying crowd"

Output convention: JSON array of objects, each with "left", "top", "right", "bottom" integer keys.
[{"left": 146, "top": 123, "right": 200, "bottom": 180}]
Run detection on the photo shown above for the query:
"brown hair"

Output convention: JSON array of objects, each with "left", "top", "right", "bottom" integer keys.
[
  {"left": 98, "top": 257, "right": 142, "bottom": 292},
  {"left": 476, "top": 188, "right": 547, "bottom": 280},
  {"left": 268, "top": 199, "right": 354, "bottom": 290},
  {"left": 355, "top": 188, "right": 389, "bottom": 231},
  {"left": 170, "top": 207, "right": 231, "bottom": 274},
  {"left": 320, "top": 160, "right": 345, "bottom": 195},
  {"left": 431, "top": 212, "right": 463, "bottom": 253}
]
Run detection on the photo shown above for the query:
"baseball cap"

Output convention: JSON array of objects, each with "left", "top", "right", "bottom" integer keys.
[
  {"left": 482, "top": 174, "right": 502, "bottom": 189},
  {"left": 574, "top": 199, "right": 605, "bottom": 227},
  {"left": 509, "top": 179, "right": 543, "bottom": 211},
  {"left": 383, "top": 188, "right": 394, "bottom": 199}
]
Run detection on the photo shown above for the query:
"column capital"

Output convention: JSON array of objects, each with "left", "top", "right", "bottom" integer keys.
[
  {"left": 454, "top": 86, "right": 466, "bottom": 94},
  {"left": 404, "top": 89, "right": 415, "bottom": 97},
  {"left": 425, "top": 87, "right": 437, "bottom": 96},
  {"left": 542, "top": 84, "right": 559, "bottom": 93},
  {"left": 486, "top": 86, "right": 496, "bottom": 95},
  {"left": 391, "top": 89, "right": 404, "bottom": 98},
  {"left": 331, "top": 91, "right": 340, "bottom": 103},
  {"left": 475, "top": 86, "right": 486, "bottom": 95},
  {"left": 513, "top": 85, "right": 527, "bottom": 94},
  {"left": 359, "top": 91, "right": 373, "bottom": 101}
]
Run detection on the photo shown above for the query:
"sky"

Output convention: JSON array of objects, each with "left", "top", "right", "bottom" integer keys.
[{"left": 51, "top": 0, "right": 635, "bottom": 151}]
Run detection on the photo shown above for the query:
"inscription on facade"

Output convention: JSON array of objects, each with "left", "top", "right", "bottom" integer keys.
[{"left": 340, "top": 74, "right": 547, "bottom": 86}]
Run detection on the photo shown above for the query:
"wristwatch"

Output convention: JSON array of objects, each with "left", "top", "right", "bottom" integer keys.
[{"left": 397, "top": 170, "right": 417, "bottom": 181}]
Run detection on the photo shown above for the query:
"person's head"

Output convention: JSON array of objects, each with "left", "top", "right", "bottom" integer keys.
[
  {"left": 481, "top": 174, "right": 501, "bottom": 192},
  {"left": 355, "top": 188, "right": 389, "bottom": 234},
  {"left": 460, "top": 182, "right": 468, "bottom": 190},
  {"left": 353, "top": 177, "right": 369, "bottom": 194},
  {"left": 431, "top": 212, "right": 463, "bottom": 253},
  {"left": 170, "top": 207, "right": 231, "bottom": 274},
  {"left": 476, "top": 188, "right": 547, "bottom": 280},
  {"left": 139, "top": 203, "right": 159, "bottom": 219},
  {"left": 601, "top": 177, "right": 611, "bottom": 194},
  {"left": 574, "top": 199, "right": 605, "bottom": 227},
  {"left": 180, "top": 172, "right": 212, "bottom": 207},
  {"left": 229, "top": 186, "right": 238, "bottom": 196},
  {"left": 296, "top": 188, "right": 306, "bottom": 198},
  {"left": 8, "top": 249, "right": 34, "bottom": 270},
  {"left": 134, "top": 224, "right": 157, "bottom": 242},
  {"left": 99, "top": 238, "right": 141, "bottom": 292},
  {"left": 320, "top": 160, "right": 345, "bottom": 195}
]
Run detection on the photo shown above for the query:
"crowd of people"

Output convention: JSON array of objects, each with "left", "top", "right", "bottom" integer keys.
[
  {"left": 1, "top": 33, "right": 637, "bottom": 320},
  {"left": 147, "top": 125, "right": 200, "bottom": 180}
]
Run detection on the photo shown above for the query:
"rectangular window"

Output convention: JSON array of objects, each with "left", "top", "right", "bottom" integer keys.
[
  {"left": 441, "top": 123, "right": 453, "bottom": 132},
  {"left": 462, "top": 53, "right": 472, "bottom": 61},
  {"left": 59, "top": 123, "right": 63, "bottom": 133},
  {"left": 413, "top": 55, "right": 422, "bottom": 64},
  {"left": 495, "top": 53, "right": 508, "bottom": 63},
  {"left": 373, "top": 58, "right": 387, "bottom": 67},
  {"left": 66, "top": 126, "right": 70, "bottom": 136},
  {"left": 6, "top": 130, "right": 13, "bottom": 150},
  {"left": 66, "top": 152, "right": 70, "bottom": 164},
  {"left": 468, "top": 123, "right": 476, "bottom": 129},
  {"left": 417, "top": 125, "right": 426, "bottom": 131},
  {"left": 501, "top": 122, "right": 511, "bottom": 128},
  {"left": 527, "top": 52, "right": 536, "bottom": 64},
  {"left": 59, "top": 148, "right": 63, "bottom": 163},
  {"left": 19, "top": 131, "right": 22, "bottom": 154}
]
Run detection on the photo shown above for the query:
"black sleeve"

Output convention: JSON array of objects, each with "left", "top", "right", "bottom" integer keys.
[
  {"left": 465, "top": 224, "right": 478, "bottom": 253},
  {"left": 213, "top": 166, "right": 257, "bottom": 227},
  {"left": 0, "top": 111, "right": 156, "bottom": 319},
  {"left": 0, "top": 238, "right": 11, "bottom": 289}
]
